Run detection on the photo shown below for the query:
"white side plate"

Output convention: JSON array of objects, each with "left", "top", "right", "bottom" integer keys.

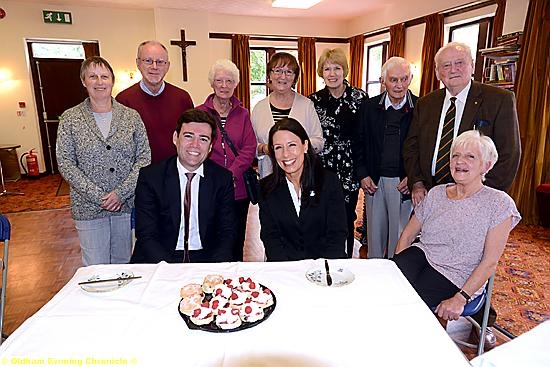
[
  {"left": 305, "top": 265, "right": 354, "bottom": 287},
  {"left": 79, "top": 270, "right": 135, "bottom": 293}
]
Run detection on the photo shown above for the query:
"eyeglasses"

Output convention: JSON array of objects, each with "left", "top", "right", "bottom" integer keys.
[
  {"left": 214, "top": 79, "right": 235, "bottom": 86},
  {"left": 271, "top": 68, "right": 295, "bottom": 76},
  {"left": 138, "top": 58, "right": 168, "bottom": 66}
]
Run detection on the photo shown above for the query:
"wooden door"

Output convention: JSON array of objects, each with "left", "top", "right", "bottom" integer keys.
[{"left": 28, "top": 55, "right": 88, "bottom": 174}]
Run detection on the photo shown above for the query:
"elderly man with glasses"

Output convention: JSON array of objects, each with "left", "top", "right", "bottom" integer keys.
[{"left": 117, "top": 40, "right": 194, "bottom": 163}]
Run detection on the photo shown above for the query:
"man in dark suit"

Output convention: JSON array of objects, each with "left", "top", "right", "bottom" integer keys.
[
  {"left": 131, "top": 109, "right": 236, "bottom": 263},
  {"left": 403, "top": 42, "right": 521, "bottom": 206}
]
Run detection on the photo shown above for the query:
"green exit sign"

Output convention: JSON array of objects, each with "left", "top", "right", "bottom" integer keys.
[{"left": 42, "top": 10, "right": 72, "bottom": 24}]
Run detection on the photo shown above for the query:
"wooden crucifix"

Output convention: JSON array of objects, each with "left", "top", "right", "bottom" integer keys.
[{"left": 170, "top": 29, "right": 196, "bottom": 82}]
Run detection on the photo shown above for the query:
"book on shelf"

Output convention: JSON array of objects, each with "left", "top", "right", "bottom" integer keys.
[
  {"left": 501, "top": 64, "right": 514, "bottom": 83},
  {"left": 496, "top": 31, "right": 522, "bottom": 46},
  {"left": 484, "top": 63, "right": 516, "bottom": 83}
]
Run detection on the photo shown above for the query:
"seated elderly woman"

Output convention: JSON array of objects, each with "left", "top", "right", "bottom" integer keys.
[
  {"left": 259, "top": 118, "right": 347, "bottom": 261},
  {"left": 393, "top": 130, "right": 520, "bottom": 344}
]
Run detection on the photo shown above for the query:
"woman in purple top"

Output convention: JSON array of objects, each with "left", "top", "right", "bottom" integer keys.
[
  {"left": 393, "top": 130, "right": 520, "bottom": 346},
  {"left": 197, "top": 59, "right": 257, "bottom": 261}
]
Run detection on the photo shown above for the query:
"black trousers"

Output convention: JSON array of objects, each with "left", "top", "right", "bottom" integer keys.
[
  {"left": 393, "top": 246, "right": 496, "bottom": 326},
  {"left": 393, "top": 246, "right": 459, "bottom": 307},
  {"left": 345, "top": 190, "right": 359, "bottom": 258}
]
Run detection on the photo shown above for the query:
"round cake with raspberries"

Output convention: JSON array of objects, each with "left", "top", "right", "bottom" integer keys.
[{"left": 178, "top": 274, "right": 276, "bottom": 332}]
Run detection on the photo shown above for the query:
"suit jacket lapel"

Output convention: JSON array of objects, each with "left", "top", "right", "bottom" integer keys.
[
  {"left": 198, "top": 162, "right": 212, "bottom": 241},
  {"left": 459, "top": 81, "right": 483, "bottom": 134},
  {"left": 166, "top": 158, "right": 182, "bottom": 232},
  {"left": 425, "top": 89, "right": 446, "bottom": 157},
  {"left": 275, "top": 182, "right": 299, "bottom": 222}
]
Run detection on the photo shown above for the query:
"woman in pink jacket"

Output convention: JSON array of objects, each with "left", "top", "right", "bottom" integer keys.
[{"left": 197, "top": 59, "right": 257, "bottom": 261}]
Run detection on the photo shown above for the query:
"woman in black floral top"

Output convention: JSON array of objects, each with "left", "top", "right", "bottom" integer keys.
[{"left": 309, "top": 48, "right": 368, "bottom": 258}]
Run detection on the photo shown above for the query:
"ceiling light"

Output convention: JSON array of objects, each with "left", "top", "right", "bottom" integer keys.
[{"left": 272, "top": 0, "right": 322, "bottom": 9}]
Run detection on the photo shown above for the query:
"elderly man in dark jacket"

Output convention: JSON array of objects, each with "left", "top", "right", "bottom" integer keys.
[{"left": 354, "top": 57, "right": 418, "bottom": 259}]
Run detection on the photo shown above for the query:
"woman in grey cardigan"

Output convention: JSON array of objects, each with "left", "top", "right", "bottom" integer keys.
[{"left": 56, "top": 56, "right": 151, "bottom": 266}]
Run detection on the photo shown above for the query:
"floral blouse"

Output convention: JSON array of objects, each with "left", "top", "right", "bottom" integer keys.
[{"left": 309, "top": 81, "right": 367, "bottom": 202}]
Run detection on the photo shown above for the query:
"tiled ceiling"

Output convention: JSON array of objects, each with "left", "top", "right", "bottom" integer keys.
[{"left": 15, "top": 0, "right": 387, "bottom": 20}]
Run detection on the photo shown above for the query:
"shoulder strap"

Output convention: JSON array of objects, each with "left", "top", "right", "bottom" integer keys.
[{"left": 214, "top": 116, "right": 239, "bottom": 157}]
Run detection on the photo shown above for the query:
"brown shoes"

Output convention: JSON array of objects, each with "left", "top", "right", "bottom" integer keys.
[{"left": 469, "top": 327, "right": 497, "bottom": 351}]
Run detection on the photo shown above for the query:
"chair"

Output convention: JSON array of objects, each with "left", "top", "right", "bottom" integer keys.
[
  {"left": 454, "top": 275, "right": 495, "bottom": 356},
  {"left": 0, "top": 214, "right": 11, "bottom": 345}
]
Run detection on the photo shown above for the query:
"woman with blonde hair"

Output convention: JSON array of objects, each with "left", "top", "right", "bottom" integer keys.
[{"left": 309, "top": 48, "right": 368, "bottom": 257}]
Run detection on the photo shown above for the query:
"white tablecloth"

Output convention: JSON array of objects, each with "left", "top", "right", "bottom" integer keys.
[
  {"left": 470, "top": 320, "right": 550, "bottom": 367},
  {"left": 0, "top": 259, "right": 470, "bottom": 367}
]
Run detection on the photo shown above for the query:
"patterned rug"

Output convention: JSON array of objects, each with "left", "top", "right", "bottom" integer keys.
[
  {"left": 354, "top": 191, "right": 549, "bottom": 337},
  {"left": 0, "top": 174, "right": 70, "bottom": 214},
  {"left": 493, "top": 224, "right": 550, "bottom": 336}
]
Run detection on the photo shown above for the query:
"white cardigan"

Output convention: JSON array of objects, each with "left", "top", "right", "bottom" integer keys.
[{"left": 251, "top": 92, "right": 324, "bottom": 178}]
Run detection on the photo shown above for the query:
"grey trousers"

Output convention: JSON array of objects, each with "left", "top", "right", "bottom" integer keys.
[
  {"left": 75, "top": 213, "right": 132, "bottom": 266},
  {"left": 365, "top": 176, "right": 412, "bottom": 259}
]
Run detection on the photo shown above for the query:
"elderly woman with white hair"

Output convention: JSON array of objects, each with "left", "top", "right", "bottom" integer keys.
[
  {"left": 393, "top": 130, "right": 520, "bottom": 343},
  {"left": 197, "top": 59, "right": 257, "bottom": 262}
]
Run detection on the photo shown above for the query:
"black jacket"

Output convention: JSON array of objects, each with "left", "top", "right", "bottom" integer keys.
[
  {"left": 259, "top": 170, "right": 347, "bottom": 261},
  {"left": 131, "top": 156, "right": 236, "bottom": 263},
  {"left": 354, "top": 90, "right": 418, "bottom": 185}
]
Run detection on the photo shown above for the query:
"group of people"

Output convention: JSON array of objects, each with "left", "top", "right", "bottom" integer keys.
[{"left": 57, "top": 39, "right": 522, "bottom": 344}]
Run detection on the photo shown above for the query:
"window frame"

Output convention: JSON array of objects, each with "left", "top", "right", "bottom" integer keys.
[
  {"left": 448, "top": 17, "right": 493, "bottom": 82},
  {"left": 250, "top": 46, "right": 298, "bottom": 98},
  {"left": 364, "top": 41, "right": 388, "bottom": 96}
]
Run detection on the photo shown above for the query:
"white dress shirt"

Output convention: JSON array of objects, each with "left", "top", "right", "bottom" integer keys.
[
  {"left": 175, "top": 160, "right": 204, "bottom": 250},
  {"left": 285, "top": 178, "right": 301, "bottom": 216},
  {"left": 384, "top": 93, "right": 407, "bottom": 110},
  {"left": 431, "top": 80, "right": 472, "bottom": 176},
  {"left": 139, "top": 80, "right": 166, "bottom": 96}
]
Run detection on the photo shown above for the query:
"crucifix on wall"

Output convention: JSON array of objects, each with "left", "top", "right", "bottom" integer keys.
[{"left": 170, "top": 29, "right": 197, "bottom": 82}]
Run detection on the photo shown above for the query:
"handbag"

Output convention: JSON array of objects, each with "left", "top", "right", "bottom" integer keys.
[{"left": 215, "top": 118, "right": 260, "bottom": 205}]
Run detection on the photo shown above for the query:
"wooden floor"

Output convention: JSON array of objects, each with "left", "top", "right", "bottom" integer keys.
[{"left": 0, "top": 206, "right": 507, "bottom": 359}]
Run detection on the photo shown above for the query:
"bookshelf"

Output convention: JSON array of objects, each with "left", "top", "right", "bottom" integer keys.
[{"left": 480, "top": 32, "right": 521, "bottom": 90}]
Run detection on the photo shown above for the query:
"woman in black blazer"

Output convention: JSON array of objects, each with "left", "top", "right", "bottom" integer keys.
[{"left": 259, "top": 118, "right": 347, "bottom": 261}]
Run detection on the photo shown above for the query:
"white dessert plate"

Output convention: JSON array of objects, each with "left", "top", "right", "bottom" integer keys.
[
  {"left": 305, "top": 264, "right": 354, "bottom": 287},
  {"left": 79, "top": 270, "right": 135, "bottom": 293}
]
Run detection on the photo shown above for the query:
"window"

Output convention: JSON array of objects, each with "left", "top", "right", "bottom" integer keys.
[
  {"left": 448, "top": 17, "right": 492, "bottom": 81},
  {"left": 31, "top": 42, "right": 84, "bottom": 59},
  {"left": 250, "top": 47, "right": 298, "bottom": 110},
  {"left": 363, "top": 41, "right": 388, "bottom": 96}
]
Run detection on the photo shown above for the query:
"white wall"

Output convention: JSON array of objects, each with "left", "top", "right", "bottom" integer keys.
[
  {"left": 0, "top": 0, "right": 530, "bottom": 172},
  {"left": 0, "top": 0, "right": 154, "bottom": 171},
  {"left": 153, "top": 8, "right": 349, "bottom": 103}
]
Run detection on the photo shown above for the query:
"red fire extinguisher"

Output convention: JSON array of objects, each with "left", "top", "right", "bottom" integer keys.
[{"left": 20, "top": 149, "right": 40, "bottom": 178}]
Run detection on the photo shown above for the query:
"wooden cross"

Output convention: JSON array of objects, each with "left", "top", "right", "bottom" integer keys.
[{"left": 170, "top": 29, "right": 197, "bottom": 82}]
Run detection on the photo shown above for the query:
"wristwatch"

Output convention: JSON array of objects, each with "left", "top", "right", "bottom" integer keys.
[{"left": 459, "top": 289, "right": 472, "bottom": 303}]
